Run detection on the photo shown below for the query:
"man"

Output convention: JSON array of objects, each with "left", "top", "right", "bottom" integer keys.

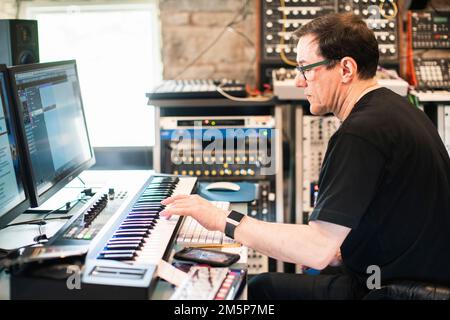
[{"left": 160, "top": 13, "right": 450, "bottom": 299}]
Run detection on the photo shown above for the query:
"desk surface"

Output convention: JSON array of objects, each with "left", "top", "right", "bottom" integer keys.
[{"left": 0, "top": 170, "right": 248, "bottom": 300}]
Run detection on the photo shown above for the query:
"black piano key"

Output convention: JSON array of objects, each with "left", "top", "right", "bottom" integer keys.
[
  {"left": 132, "top": 204, "right": 163, "bottom": 208},
  {"left": 132, "top": 204, "right": 164, "bottom": 209},
  {"left": 142, "top": 194, "right": 170, "bottom": 198},
  {"left": 120, "top": 224, "right": 155, "bottom": 229},
  {"left": 130, "top": 209, "right": 161, "bottom": 214},
  {"left": 116, "top": 228, "right": 149, "bottom": 232},
  {"left": 115, "top": 228, "right": 150, "bottom": 234},
  {"left": 122, "top": 220, "right": 156, "bottom": 225},
  {"left": 121, "top": 223, "right": 155, "bottom": 228},
  {"left": 130, "top": 206, "right": 162, "bottom": 211},
  {"left": 143, "top": 190, "right": 173, "bottom": 194},
  {"left": 126, "top": 214, "right": 158, "bottom": 218},
  {"left": 106, "top": 243, "right": 141, "bottom": 250},
  {"left": 134, "top": 199, "right": 165, "bottom": 203},
  {"left": 136, "top": 198, "right": 167, "bottom": 202},
  {"left": 123, "top": 220, "right": 157, "bottom": 225},
  {"left": 113, "top": 231, "right": 148, "bottom": 237},
  {"left": 145, "top": 186, "right": 175, "bottom": 191},
  {"left": 130, "top": 208, "right": 162, "bottom": 213},
  {"left": 141, "top": 191, "right": 172, "bottom": 195},
  {"left": 125, "top": 214, "right": 158, "bottom": 218},
  {"left": 120, "top": 223, "right": 154, "bottom": 228},
  {"left": 108, "top": 237, "right": 143, "bottom": 242},
  {"left": 119, "top": 223, "right": 153, "bottom": 229},
  {"left": 125, "top": 215, "right": 158, "bottom": 219}
]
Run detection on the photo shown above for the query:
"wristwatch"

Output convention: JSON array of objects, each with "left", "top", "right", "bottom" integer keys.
[{"left": 224, "top": 210, "right": 245, "bottom": 239}]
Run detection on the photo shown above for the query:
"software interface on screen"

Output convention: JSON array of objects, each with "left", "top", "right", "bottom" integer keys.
[
  {"left": 13, "top": 63, "right": 92, "bottom": 197},
  {"left": 0, "top": 72, "right": 27, "bottom": 219}
]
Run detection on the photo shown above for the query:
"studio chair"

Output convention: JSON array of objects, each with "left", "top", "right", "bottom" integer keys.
[{"left": 363, "top": 281, "right": 450, "bottom": 300}]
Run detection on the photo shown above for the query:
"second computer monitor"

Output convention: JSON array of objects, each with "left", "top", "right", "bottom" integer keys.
[
  {"left": 0, "top": 64, "right": 30, "bottom": 227},
  {"left": 8, "top": 60, "right": 95, "bottom": 207}
]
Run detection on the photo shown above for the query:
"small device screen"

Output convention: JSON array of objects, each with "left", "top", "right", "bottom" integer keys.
[
  {"left": 174, "top": 247, "right": 240, "bottom": 267},
  {"left": 184, "top": 249, "right": 230, "bottom": 263}
]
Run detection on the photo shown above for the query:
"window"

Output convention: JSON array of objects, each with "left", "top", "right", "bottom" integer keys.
[{"left": 21, "top": 1, "right": 161, "bottom": 147}]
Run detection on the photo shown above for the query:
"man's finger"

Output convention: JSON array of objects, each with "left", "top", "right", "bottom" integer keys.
[
  {"left": 160, "top": 207, "right": 191, "bottom": 217},
  {"left": 161, "top": 194, "right": 189, "bottom": 205}
]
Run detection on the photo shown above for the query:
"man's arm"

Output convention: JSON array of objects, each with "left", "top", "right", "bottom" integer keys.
[
  {"left": 234, "top": 215, "right": 350, "bottom": 270},
  {"left": 161, "top": 195, "right": 350, "bottom": 270}
]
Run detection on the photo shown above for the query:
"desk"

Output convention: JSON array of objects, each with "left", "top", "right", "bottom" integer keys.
[{"left": 0, "top": 170, "right": 248, "bottom": 300}]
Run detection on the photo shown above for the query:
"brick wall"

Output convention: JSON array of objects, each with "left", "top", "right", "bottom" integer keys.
[
  {"left": 0, "top": 0, "right": 18, "bottom": 18},
  {"left": 2, "top": 0, "right": 257, "bottom": 84},
  {"left": 159, "top": 0, "right": 256, "bottom": 85}
]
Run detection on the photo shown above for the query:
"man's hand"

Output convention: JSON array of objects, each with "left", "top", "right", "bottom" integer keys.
[
  {"left": 328, "top": 249, "right": 342, "bottom": 267},
  {"left": 160, "top": 195, "right": 228, "bottom": 232}
]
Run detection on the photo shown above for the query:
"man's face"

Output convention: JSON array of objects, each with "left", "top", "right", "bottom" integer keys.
[{"left": 295, "top": 35, "right": 341, "bottom": 116}]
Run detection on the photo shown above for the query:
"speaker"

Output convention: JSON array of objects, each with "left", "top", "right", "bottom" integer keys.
[{"left": 0, "top": 19, "right": 39, "bottom": 66}]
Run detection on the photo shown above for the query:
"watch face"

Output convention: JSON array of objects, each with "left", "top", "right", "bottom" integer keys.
[
  {"left": 225, "top": 211, "right": 245, "bottom": 239},
  {"left": 228, "top": 210, "right": 245, "bottom": 222}
]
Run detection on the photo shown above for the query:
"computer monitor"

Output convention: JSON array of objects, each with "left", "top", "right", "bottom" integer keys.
[
  {"left": 8, "top": 60, "right": 95, "bottom": 207},
  {"left": 0, "top": 64, "right": 30, "bottom": 228}
]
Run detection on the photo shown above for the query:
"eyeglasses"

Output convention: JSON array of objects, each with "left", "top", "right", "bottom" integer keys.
[{"left": 296, "top": 59, "right": 330, "bottom": 81}]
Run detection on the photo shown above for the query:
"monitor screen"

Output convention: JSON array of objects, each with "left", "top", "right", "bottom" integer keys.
[
  {"left": 0, "top": 65, "right": 30, "bottom": 228},
  {"left": 8, "top": 60, "right": 95, "bottom": 207}
]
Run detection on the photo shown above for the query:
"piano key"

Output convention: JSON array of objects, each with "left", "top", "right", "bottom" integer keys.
[
  {"left": 119, "top": 224, "right": 154, "bottom": 229},
  {"left": 130, "top": 206, "right": 163, "bottom": 211},
  {"left": 146, "top": 185, "right": 174, "bottom": 189},
  {"left": 129, "top": 209, "right": 161, "bottom": 213},
  {"left": 123, "top": 220, "right": 157, "bottom": 224},
  {"left": 106, "top": 244, "right": 143, "bottom": 249},
  {"left": 120, "top": 222, "right": 156, "bottom": 227},
  {"left": 125, "top": 218, "right": 158, "bottom": 223},
  {"left": 106, "top": 243, "right": 141, "bottom": 250},
  {"left": 101, "top": 249, "right": 136, "bottom": 254},
  {"left": 116, "top": 228, "right": 150, "bottom": 232},
  {"left": 98, "top": 253, "right": 135, "bottom": 260},
  {"left": 126, "top": 213, "right": 159, "bottom": 217},
  {"left": 141, "top": 191, "right": 173, "bottom": 195},
  {"left": 108, "top": 237, "right": 143, "bottom": 242},
  {"left": 113, "top": 231, "right": 148, "bottom": 237},
  {"left": 115, "top": 228, "right": 150, "bottom": 233},
  {"left": 107, "top": 238, "right": 142, "bottom": 244}
]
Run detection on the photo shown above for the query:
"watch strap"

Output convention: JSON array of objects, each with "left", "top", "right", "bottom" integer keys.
[{"left": 225, "top": 210, "right": 245, "bottom": 239}]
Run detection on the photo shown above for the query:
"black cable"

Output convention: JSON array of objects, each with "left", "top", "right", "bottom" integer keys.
[
  {"left": 0, "top": 216, "right": 73, "bottom": 231},
  {"left": 77, "top": 176, "right": 86, "bottom": 186},
  {"left": 228, "top": 25, "right": 257, "bottom": 85},
  {"left": 0, "top": 195, "right": 87, "bottom": 232},
  {"left": 227, "top": 26, "right": 255, "bottom": 47},
  {"left": 429, "top": 2, "right": 447, "bottom": 15},
  {"left": 244, "top": 53, "right": 257, "bottom": 84},
  {"left": 15, "top": 0, "right": 21, "bottom": 19},
  {"left": 176, "top": 28, "right": 228, "bottom": 79},
  {"left": 40, "top": 197, "right": 86, "bottom": 222}
]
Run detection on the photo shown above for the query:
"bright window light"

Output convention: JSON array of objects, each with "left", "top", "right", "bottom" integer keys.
[{"left": 21, "top": 1, "right": 161, "bottom": 147}]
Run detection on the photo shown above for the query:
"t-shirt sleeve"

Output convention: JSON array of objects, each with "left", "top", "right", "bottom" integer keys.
[{"left": 309, "top": 132, "right": 385, "bottom": 229}]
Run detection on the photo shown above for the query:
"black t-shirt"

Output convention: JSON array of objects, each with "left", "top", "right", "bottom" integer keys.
[{"left": 309, "top": 87, "right": 450, "bottom": 286}]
